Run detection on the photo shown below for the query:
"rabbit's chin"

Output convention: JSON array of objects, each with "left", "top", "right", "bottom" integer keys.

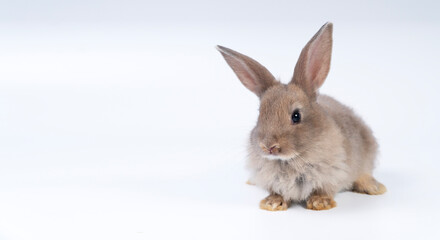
[{"left": 262, "top": 154, "right": 297, "bottom": 161}]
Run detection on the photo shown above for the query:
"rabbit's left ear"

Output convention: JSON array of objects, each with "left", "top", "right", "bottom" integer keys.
[
  {"left": 290, "top": 22, "right": 333, "bottom": 98},
  {"left": 217, "top": 45, "right": 277, "bottom": 98}
]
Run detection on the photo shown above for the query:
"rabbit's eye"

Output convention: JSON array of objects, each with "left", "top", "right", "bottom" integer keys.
[{"left": 291, "top": 110, "right": 301, "bottom": 124}]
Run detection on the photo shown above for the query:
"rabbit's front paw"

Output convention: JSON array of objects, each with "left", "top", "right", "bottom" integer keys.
[
  {"left": 306, "top": 195, "right": 336, "bottom": 211},
  {"left": 259, "top": 194, "right": 289, "bottom": 211}
]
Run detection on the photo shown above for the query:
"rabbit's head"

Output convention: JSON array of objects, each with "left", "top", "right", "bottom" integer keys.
[{"left": 217, "top": 22, "right": 333, "bottom": 161}]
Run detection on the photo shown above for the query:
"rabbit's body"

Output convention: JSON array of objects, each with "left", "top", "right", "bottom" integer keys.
[
  {"left": 247, "top": 93, "right": 377, "bottom": 202},
  {"left": 217, "top": 22, "right": 385, "bottom": 211}
]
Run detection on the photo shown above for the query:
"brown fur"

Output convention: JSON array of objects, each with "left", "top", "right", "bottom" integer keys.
[
  {"left": 217, "top": 22, "right": 386, "bottom": 211},
  {"left": 306, "top": 192, "right": 337, "bottom": 211},
  {"left": 352, "top": 174, "right": 387, "bottom": 195},
  {"left": 260, "top": 194, "right": 290, "bottom": 211}
]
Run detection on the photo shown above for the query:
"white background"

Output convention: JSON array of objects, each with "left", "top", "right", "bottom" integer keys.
[{"left": 1, "top": 1, "right": 440, "bottom": 239}]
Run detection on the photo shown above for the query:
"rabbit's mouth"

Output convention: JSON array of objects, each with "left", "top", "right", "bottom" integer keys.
[{"left": 263, "top": 154, "right": 298, "bottom": 161}]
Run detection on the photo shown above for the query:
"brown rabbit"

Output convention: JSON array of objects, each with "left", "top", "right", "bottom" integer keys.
[{"left": 217, "top": 22, "right": 386, "bottom": 211}]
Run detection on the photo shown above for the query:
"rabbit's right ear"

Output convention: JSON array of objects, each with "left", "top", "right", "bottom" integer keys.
[
  {"left": 290, "top": 22, "right": 333, "bottom": 99},
  {"left": 217, "top": 45, "right": 277, "bottom": 98}
]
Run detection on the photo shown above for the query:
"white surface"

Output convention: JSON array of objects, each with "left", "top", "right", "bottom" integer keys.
[{"left": 1, "top": 1, "right": 440, "bottom": 239}]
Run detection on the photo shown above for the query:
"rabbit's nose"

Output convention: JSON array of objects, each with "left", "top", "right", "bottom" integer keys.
[
  {"left": 260, "top": 143, "right": 281, "bottom": 154},
  {"left": 269, "top": 145, "right": 280, "bottom": 154}
]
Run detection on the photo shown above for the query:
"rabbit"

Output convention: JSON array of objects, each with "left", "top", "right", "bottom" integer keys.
[{"left": 216, "top": 22, "right": 386, "bottom": 211}]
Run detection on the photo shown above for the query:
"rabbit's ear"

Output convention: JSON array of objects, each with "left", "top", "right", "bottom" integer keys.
[
  {"left": 290, "top": 22, "right": 333, "bottom": 98},
  {"left": 217, "top": 45, "right": 277, "bottom": 97}
]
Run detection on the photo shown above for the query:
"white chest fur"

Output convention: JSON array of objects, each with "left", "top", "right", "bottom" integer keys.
[{"left": 249, "top": 156, "right": 351, "bottom": 201}]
